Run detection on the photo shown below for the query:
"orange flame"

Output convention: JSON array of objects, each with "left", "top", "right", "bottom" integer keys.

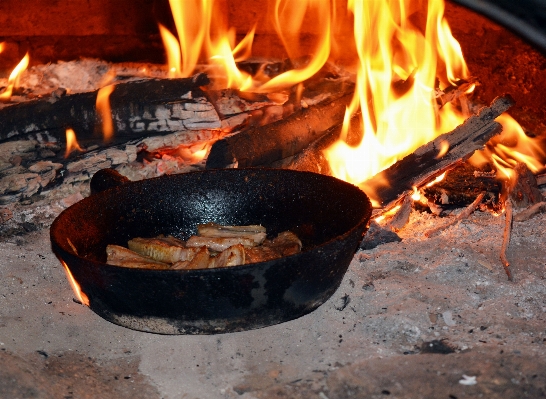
[
  {"left": 61, "top": 260, "right": 90, "bottom": 307},
  {"left": 323, "top": 0, "right": 469, "bottom": 203},
  {"left": 469, "top": 113, "right": 546, "bottom": 179},
  {"left": 0, "top": 52, "right": 29, "bottom": 102},
  {"left": 65, "top": 128, "right": 84, "bottom": 158},
  {"left": 161, "top": 0, "right": 333, "bottom": 92},
  {"left": 96, "top": 85, "right": 115, "bottom": 142}
]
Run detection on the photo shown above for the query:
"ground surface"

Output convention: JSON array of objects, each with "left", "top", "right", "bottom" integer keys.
[{"left": 1, "top": 205, "right": 545, "bottom": 399}]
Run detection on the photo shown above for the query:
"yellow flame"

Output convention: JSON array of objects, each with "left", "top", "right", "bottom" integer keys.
[
  {"left": 323, "top": 0, "right": 469, "bottom": 203},
  {"left": 64, "top": 128, "right": 84, "bottom": 158},
  {"left": 469, "top": 113, "right": 545, "bottom": 178},
  {"left": 159, "top": 24, "right": 182, "bottom": 78},
  {"left": 61, "top": 260, "right": 90, "bottom": 307},
  {"left": 436, "top": 140, "right": 450, "bottom": 159},
  {"left": 411, "top": 186, "right": 421, "bottom": 201},
  {"left": 166, "top": 0, "right": 213, "bottom": 78},
  {"left": 161, "top": 0, "right": 333, "bottom": 93},
  {"left": 0, "top": 52, "right": 29, "bottom": 101},
  {"left": 255, "top": 0, "right": 331, "bottom": 92},
  {"left": 96, "top": 85, "right": 115, "bottom": 142}
]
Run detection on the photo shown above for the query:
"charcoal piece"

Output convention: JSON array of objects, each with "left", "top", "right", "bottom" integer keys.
[
  {"left": 359, "top": 221, "right": 402, "bottom": 250},
  {"left": 423, "top": 162, "right": 501, "bottom": 207},
  {"left": 0, "top": 74, "right": 215, "bottom": 148},
  {"left": 334, "top": 294, "right": 351, "bottom": 311},
  {"left": 420, "top": 339, "right": 457, "bottom": 354}
]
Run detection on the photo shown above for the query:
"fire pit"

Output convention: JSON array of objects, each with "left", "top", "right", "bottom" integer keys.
[{"left": 0, "top": 1, "right": 545, "bottom": 398}]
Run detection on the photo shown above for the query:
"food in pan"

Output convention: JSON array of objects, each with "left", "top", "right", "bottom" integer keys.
[{"left": 106, "top": 223, "right": 302, "bottom": 270}]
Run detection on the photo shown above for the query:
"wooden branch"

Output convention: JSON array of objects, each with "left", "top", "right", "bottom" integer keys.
[
  {"left": 205, "top": 92, "right": 353, "bottom": 169},
  {"left": 0, "top": 74, "right": 219, "bottom": 148},
  {"left": 500, "top": 198, "right": 514, "bottom": 281},
  {"left": 364, "top": 95, "right": 515, "bottom": 208},
  {"left": 384, "top": 195, "right": 413, "bottom": 231},
  {"left": 513, "top": 201, "right": 546, "bottom": 222}
]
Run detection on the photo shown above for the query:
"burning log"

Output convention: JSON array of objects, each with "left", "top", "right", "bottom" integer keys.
[
  {"left": 205, "top": 92, "right": 353, "bottom": 168},
  {"left": 0, "top": 73, "right": 219, "bottom": 148},
  {"left": 284, "top": 95, "right": 515, "bottom": 209},
  {"left": 365, "top": 95, "right": 515, "bottom": 208}
]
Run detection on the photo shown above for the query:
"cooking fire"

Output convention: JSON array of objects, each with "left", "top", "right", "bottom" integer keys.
[
  {"left": 0, "top": 1, "right": 544, "bottom": 273},
  {"left": 1, "top": 0, "right": 546, "bottom": 396}
]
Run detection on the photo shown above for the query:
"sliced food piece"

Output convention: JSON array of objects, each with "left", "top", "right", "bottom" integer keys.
[
  {"left": 266, "top": 231, "right": 302, "bottom": 257},
  {"left": 244, "top": 246, "right": 282, "bottom": 264},
  {"left": 209, "top": 244, "right": 246, "bottom": 268},
  {"left": 184, "top": 246, "right": 211, "bottom": 270},
  {"left": 197, "top": 223, "right": 266, "bottom": 245},
  {"left": 244, "top": 231, "right": 303, "bottom": 264},
  {"left": 186, "top": 236, "right": 257, "bottom": 252},
  {"left": 106, "top": 244, "right": 170, "bottom": 269},
  {"left": 128, "top": 236, "right": 198, "bottom": 264}
]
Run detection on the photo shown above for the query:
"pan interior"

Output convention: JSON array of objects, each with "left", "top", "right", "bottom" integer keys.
[{"left": 51, "top": 169, "right": 372, "bottom": 263}]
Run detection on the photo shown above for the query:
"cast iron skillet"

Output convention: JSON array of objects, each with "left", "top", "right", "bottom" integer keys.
[{"left": 50, "top": 168, "right": 372, "bottom": 334}]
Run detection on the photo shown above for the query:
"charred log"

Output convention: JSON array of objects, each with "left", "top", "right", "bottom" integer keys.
[
  {"left": 423, "top": 163, "right": 501, "bottom": 210},
  {"left": 282, "top": 95, "right": 514, "bottom": 209},
  {"left": 364, "top": 95, "right": 515, "bottom": 207},
  {"left": 205, "top": 92, "right": 353, "bottom": 169},
  {"left": 0, "top": 73, "right": 218, "bottom": 149}
]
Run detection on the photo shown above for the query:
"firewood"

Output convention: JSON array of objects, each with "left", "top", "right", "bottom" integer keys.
[
  {"left": 513, "top": 201, "right": 546, "bottom": 222},
  {"left": 424, "top": 191, "right": 486, "bottom": 238},
  {"left": 500, "top": 198, "right": 514, "bottom": 281},
  {"left": 0, "top": 73, "right": 219, "bottom": 148},
  {"left": 422, "top": 163, "right": 501, "bottom": 210},
  {"left": 384, "top": 195, "right": 413, "bottom": 231},
  {"left": 205, "top": 92, "right": 353, "bottom": 168},
  {"left": 283, "top": 95, "right": 514, "bottom": 209},
  {"left": 364, "top": 95, "right": 514, "bottom": 208}
]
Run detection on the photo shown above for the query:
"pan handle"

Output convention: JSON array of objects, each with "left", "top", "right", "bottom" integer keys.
[{"left": 90, "top": 168, "right": 131, "bottom": 195}]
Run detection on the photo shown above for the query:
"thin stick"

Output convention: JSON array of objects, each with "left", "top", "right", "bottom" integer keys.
[
  {"left": 500, "top": 198, "right": 513, "bottom": 281},
  {"left": 424, "top": 191, "right": 486, "bottom": 238},
  {"left": 514, "top": 201, "right": 546, "bottom": 222}
]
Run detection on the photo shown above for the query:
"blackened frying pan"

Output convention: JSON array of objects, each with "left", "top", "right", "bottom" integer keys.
[{"left": 50, "top": 168, "right": 372, "bottom": 334}]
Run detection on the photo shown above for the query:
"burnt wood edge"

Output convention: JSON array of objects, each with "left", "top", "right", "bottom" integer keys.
[
  {"left": 364, "top": 94, "right": 515, "bottom": 208},
  {"left": 0, "top": 73, "right": 213, "bottom": 147},
  {"left": 205, "top": 92, "right": 354, "bottom": 169}
]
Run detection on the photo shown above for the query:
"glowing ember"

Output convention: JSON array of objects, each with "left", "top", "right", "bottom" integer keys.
[
  {"left": 64, "top": 128, "right": 84, "bottom": 158},
  {"left": 0, "top": 52, "right": 29, "bottom": 102},
  {"left": 61, "top": 260, "right": 90, "bottom": 307},
  {"left": 425, "top": 172, "right": 446, "bottom": 187},
  {"left": 411, "top": 186, "right": 422, "bottom": 202},
  {"left": 96, "top": 85, "right": 115, "bottom": 142}
]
